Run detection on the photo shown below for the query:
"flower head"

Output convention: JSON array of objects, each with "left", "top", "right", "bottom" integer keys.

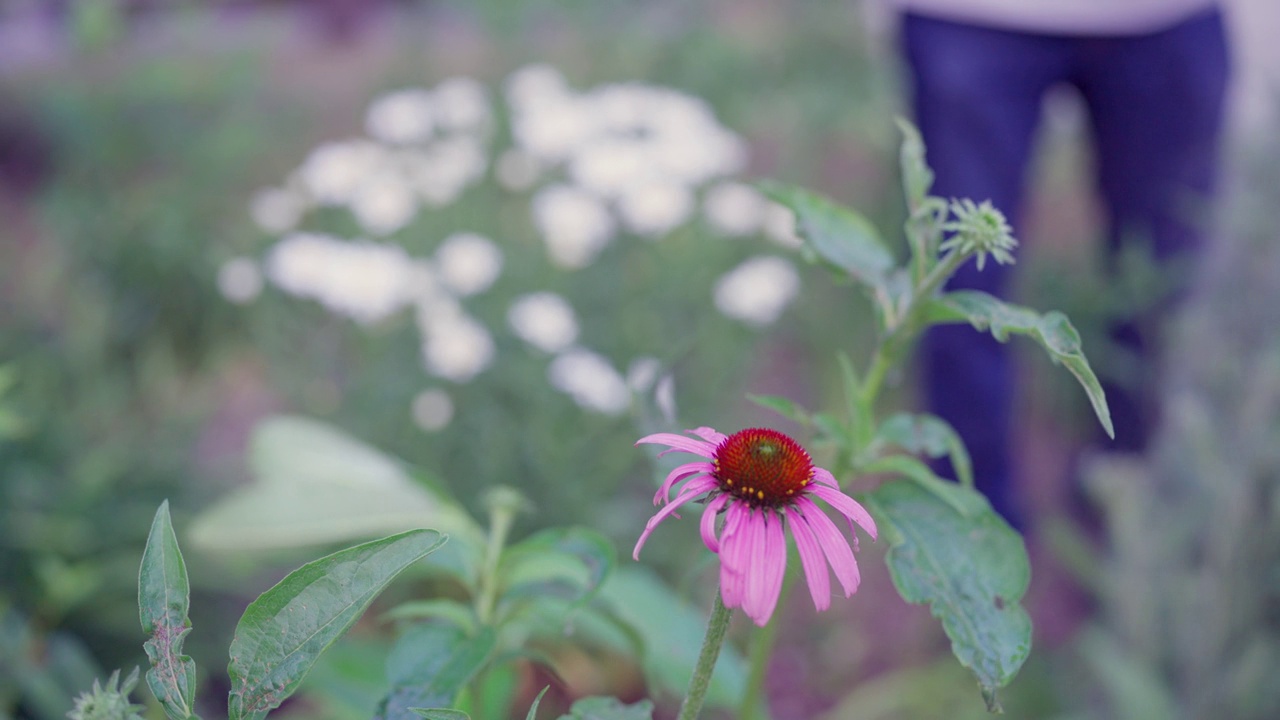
[
  {"left": 940, "top": 198, "right": 1018, "bottom": 271},
  {"left": 634, "top": 427, "right": 877, "bottom": 626}
]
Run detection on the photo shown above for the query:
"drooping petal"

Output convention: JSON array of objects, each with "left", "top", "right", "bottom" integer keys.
[
  {"left": 635, "top": 432, "right": 717, "bottom": 459},
  {"left": 812, "top": 467, "right": 840, "bottom": 488},
  {"left": 787, "top": 508, "right": 831, "bottom": 611},
  {"left": 700, "top": 493, "right": 730, "bottom": 553},
  {"left": 808, "top": 483, "right": 878, "bottom": 540},
  {"left": 741, "top": 509, "right": 786, "bottom": 626},
  {"left": 654, "top": 461, "right": 714, "bottom": 505},
  {"left": 632, "top": 475, "right": 719, "bottom": 560},
  {"left": 687, "top": 426, "right": 728, "bottom": 445},
  {"left": 717, "top": 501, "right": 752, "bottom": 610},
  {"left": 792, "top": 497, "right": 861, "bottom": 597}
]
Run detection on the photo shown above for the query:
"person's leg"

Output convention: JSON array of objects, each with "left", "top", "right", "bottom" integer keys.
[
  {"left": 1073, "top": 10, "right": 1230, "bottom": 451},
  {"left": 902, "top": 14, "right": 1070, "bottom": 526}
]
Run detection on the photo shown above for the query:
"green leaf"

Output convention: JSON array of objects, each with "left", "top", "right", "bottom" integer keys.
[
  {"left": 383, "top": 599, "right": 478, "bottom": 634},
  {"left": 746, "top": 394, "right": 811, "bottom": 424},
  {"left": 927, "top": 291, "right": 1114, "bottom": 438},
  {"left": 227, "top": 529, "right": 447, "bottom": 720},
  {"left": 409, "top": 709, "right": 470, "bottom": 720},
  {"left": 499, "top": 527, "right": 614, "bottom": 607},
  {"left": 875, "top": 413, "right": 973, "bottom": 488},
  {"left": 867, "top": 480, "right": 1032, "bottom": 710},
  {"left": 599, "top": 567, "right": 745, "bottom": 709},
  {"left": 894, "top": 117, "right": 934, "bottom": 210},
  {"left": 374, "top": 623, "right": 497, "bottom": 720},
  {"left": 860, "top": 455, "right": 985, "bottom": 518},
  {"left": 525, "top": 687, "right": 550, "bottom": 720},
  {"left": 557, "top": 696, "right": 654, "bottom": 720},
  {"left": 188, "top": 416, "right": 485, "bottom": 568},
  {"left": 759, "top": 182, "right": 896, "bottom": 288},
  {"left": 138, "top": 501, "right": 200, "bottom": 720}
]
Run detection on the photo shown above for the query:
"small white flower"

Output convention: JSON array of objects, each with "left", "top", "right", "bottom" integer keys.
[
  {"left": 249, "top": 187, "right": 306, "bottom": 235},
  {"left": 531, "top": 184, "right": 616, "bottom": 269},
  {"left": 616, "top": 181, "right": 694, "bottom": 237},
  {"left": 762, "top": 202, "right": 804, "bottom": 249},
  {"left": 568, "top": 137, "right": 652, "bottom": 198},
  {"left": 349, "top": 171, "right": 418, "bottom": 236},
  {"left": 433, "top": 77, "right": 491, "bottom": 133},
  {"left": 265, "top": 233, "right": 414, "bottom": 324},
  {"left": 625, "top": 356, "right": 663, "bottom": 393},
  {"left": 406, "top": 136, "right": 488, "bottom": 206},
  {"left": 411, "top": 388, "right": 454, "bottom": 432},
  {"left": 217, "top": 257, "right": 263, "bottom": 304},
  {"left": 713, "top": 256, "right": 801, "bottom": 327},
  {"left": 365, "top": 88, "right": 435, "bottom": 144},
  {"left": 495, "top": 148, "right": 542, "bottom": 191},
  {"left": 548, "top": 348, "right": 631, "bottom": 415},
  {"left": 435, "top": 232, "right": 503, "bottom": 296},
  {"left": 422, "top": 312, "right": 495, "bottom": 382},
  {"left": 703, "top": 181, "right": 767, "bottom": 237},
  {"left": 507, "top": 292, "right": 579, "bottom": 353},
  {"left": 511, "top": 96, "right": 601, "bottom": 163},
  {"left": 298, "top": 139, "right": 386, "bottom": 205},
  {"left": 505, "top": 63, "right": 572, "bottom": 111}
]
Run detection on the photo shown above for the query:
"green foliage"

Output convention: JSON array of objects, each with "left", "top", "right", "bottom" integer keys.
[
  {"left": 376, "top": 623, "right": 496, "bottom": 720},
  {"left": 138, "top": 502, "right": 199, "bottom": 720},
  {"left": 556, "top": 696, "right": 654, "bottom": 720},
  {"left": 67, "top": 668, "right": 145, "bottom": 720},
  {"left": 866, "top": 482, "right": 1032, "bottom": 711}
]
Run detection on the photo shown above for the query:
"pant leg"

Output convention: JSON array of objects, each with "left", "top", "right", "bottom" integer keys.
[
  {"left": 902, "top": 14, "right": 1071, "bottom": 526},
  {"left": 1072, "top": 10, "right": 1230, "bottom": 451}
]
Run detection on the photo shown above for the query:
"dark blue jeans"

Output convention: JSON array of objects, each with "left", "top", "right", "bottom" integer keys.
[{"left": 902, "top": 10, "right": 1229, "bottom": 526}]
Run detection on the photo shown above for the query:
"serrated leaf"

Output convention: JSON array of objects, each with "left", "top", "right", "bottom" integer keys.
[
  {"left": 927, "top": 291, "right": 1114, "bottom": 439},
  {"left": 867, "top": 480, "right": 1031, "bottom": 710},
  {"left": 876, "top": 413, "right": 973, "bottom": 488},
  {"left": 599, "top": 567, "right": 745, "bottom": 709},
  {"left": 746, "top": 394, "right": 811, "bottom": 424},
  {"left": 760, "top": 182, "right": 895, "bottom": 287},
  {"left": 498, "top": 527, "right": 614, "bottom": 607},
  {"left": 139, "top": 501, "right": 200, "bottom": 720},
  {"left": 375, "top": 623, "right": 496, "bottom": 720},
  {"left": 188, "top": 416, "right": 485, "bottom": 569},
  {"left": 227, "top": 529, "right": 447, "bottom": 720},
  {"left": 558, "top": 696, "right": 654, "bottom": 720}
]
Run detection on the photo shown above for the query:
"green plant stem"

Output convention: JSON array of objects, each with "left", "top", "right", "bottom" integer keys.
[
  {"left": 738, "top": 567, "right": 799, "bottom": 720},
  {"left": 475, "top": 491, "right": 520, "bottom": 625},
  {"left": 679, "top": 588, "right": 734, "bottom": 720}
]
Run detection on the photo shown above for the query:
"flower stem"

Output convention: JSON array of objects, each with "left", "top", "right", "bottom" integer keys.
[
  {"left": 679, "top": 588, "right": 734, "bottom": 720},
  {"left": 475, "top": 487, "right": 524, "bottom": 625}
]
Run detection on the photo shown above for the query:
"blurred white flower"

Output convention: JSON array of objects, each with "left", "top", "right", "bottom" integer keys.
[
  {"left": 297, "top": 139, "right": 386, "bottom": 205},
  {"left": 703, "top": 181, "right": 767, "bottom": 237},
  {"left": 617, "top": 181, "right": 694, "bottom": 237},
  {"left": 763, "top": 202, "right": 804, "bottom": 249},
  {"left": 568, "top": 137, "right": 653, "bottom": 198},
  {"left": 217, "top": 256, "right": 263, "bottom": 304},
  {"left": 349, "top": 171, "right": 418, "bottom": 235},
  {"left": 249, "top": 187, "right": 306, "bottom": 234},
  {"left": 625, "top": 356, "right": 663, "bottom": 393},
  {"left": 265, "top": 232, "right": 414, "bottom": 324},
  {"left": 652, "top": 126, "right": 746, "bottom": 185},
  {"left": 411, "top": 388, "right": 454, "bottom": 432},
  {"left": 511, "top": 95, "right": 601, "bottom": 163},
  {"left": 433, "top": 77, "right": 491, "bottom": 133},
  {"left": 435, "top": 232, "right": 503, "bottom": 296},
  {"left": 505, "top": 63, "right": 572, "bottom": 111},
  {"left": 531, "top": 184, "right": 616, "bottom": 269},
  {"left": 495, "top": 148, "right": 542, "bottom": 191},
  {"left": 421, "top": 312, "right": 495, "bottom": 382},
  {"left": 548, "top": 348, "right": 631, "bottom": 415},
  {"left": 507, "top": 292, "right": 579, "bottom": 353},
  {"left": 713, "top": 256, "right": 801, "bottom": 327},
  {"left": 365, "top": 88, "right": 435, "bottom": 144},
  {"left": 406, "top": 136, "right": 488, "bottom": 207}
]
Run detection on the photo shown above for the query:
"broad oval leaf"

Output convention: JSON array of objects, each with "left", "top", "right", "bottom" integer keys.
[
  {"left": 189, "top": 416, "right": 485, "bottom": 560},
  {"left": 759, "top": 182, "right": 896, "bottom": 288},
  {"left": 875, "top": 413, "right": 973, "bottom": 488},
  {"left": 860, "top": 455, "right": 985, "bottom": 518},
  {"left": 375, "top": 622, "right": 497, "bottom": 720},
  {"left": 927, "top": 291, "right": 1114, "bottom": 439},
  {"left": 867, "top": 480, "right": 1031, "bottom": 710},
  {"left": 227, "top": 529, "right": 447, "bottom": 720},
  {"left": 599, "top": 567, "right": 745, "bottom": 709},
  {"left": 139, "top": 501, "right": 200, "bottom": 720},
  {"left": 498, "top": 527, "right": 614, "bottom": 606}
]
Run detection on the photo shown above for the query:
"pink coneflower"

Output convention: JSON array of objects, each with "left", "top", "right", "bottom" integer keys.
[{"left": 633, "top": 427, "right": 877, "bottom": 626}]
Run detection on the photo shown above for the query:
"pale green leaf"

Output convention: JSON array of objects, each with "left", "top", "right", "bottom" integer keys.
[
  {"left": 138, "top": 501, "right": 200, "bottom": 720},
  {"left": 759, "top": 182, "right": 895, "bottom": 287},
  {"left": 498, "top": 527, "right": 614, "bottom": 606},
  {"left": 860, "top": 455, "right": 985, "bottom": 518},
  {"left": 875, "top": 413, "right": 973, "bottom": 488},
  {"left": 557, "top": 696, "right": 654, "bottom": 720},
  {"left": 927, "top": 291, "right": 1114, "bottom": 439},
  {"left": 867, "top": 480, "right": 1031, "bottom": 710},
  {"left": 746, "top": 394, "right": 811, "bottom": 424},
  {"left": 227, "top": 529, "right": 447, "bottom": 720},
  {"left": 374, "top": 623, "right": 496, "bottom": 720},
  {"left": 409, "top": 710, "right": 470, "bottom": 720}
]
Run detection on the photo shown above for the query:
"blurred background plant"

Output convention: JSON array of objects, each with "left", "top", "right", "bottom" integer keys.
[{"left": 2, "top": 0, "right": 1279, "bottom": 718}]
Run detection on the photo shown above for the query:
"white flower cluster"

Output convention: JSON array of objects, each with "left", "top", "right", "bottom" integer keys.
[{"left": 230, "top": 66, "right": 808, "bottom": 430}]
